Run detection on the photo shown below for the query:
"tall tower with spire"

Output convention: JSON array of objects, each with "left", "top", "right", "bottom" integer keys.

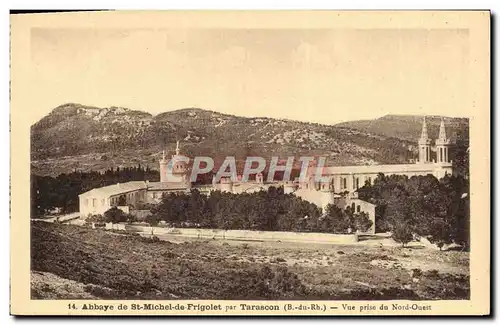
[
  {"left": 435, "top": 117, "right": 451, "bottom": 164},
  {"left": 418, "top": 116, "right": 432, "bottom": 164},
  {"left": 159, "top": 149, "right": 169, "bottom": 183},
  {"left": 175, "top": 140, "right": 180, "bottom": 156}
]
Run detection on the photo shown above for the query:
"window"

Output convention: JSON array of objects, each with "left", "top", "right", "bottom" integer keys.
[
  {"left": 351, "top": 203, "right": 355, "bottom": 211},
  {"left": 357, "top": 205, "right": 361, "bottom": 213},
  {"left": 342, "top": 178, "right": 347, "bottom": 189},
  {"left": 92, "top": 199, "right": 96, "bottom": 207},
  {"left": 355, "top": 177, "right": 359, "bottom": 189}
]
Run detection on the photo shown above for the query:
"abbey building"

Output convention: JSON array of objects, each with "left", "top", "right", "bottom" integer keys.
[{"left": 79, "top": 118, "right": 453, "bottom": 234}]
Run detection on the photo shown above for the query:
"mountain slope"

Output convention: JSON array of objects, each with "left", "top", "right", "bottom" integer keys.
[
  {"left": 31, "top": 104, "right": 466, "bottom": 176},
  {"left": 335, "top": 115, "right": 469, "bottom": 143}
]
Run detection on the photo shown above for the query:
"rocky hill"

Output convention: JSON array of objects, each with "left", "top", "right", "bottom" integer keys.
[
  {"left": 31, "top": 103, "right": 467, "bottom": 176},
  {"left": 336, "top": 115, "right": 469, "bottom": 144}
]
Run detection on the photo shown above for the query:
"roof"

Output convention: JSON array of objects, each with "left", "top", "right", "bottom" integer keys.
[
  {"left": 307, "top": 163, "right": 452, "bottom": 176},
  {"left": 147, "top": 182, "right": 190, "bottom": 191},
  {"left": 79, "top": 181, "right": 147, "bottom": 198}
]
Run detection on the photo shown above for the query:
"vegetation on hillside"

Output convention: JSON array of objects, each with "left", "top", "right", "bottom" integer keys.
[
  {"left": 335, "top": 115, "right": 469, "bottom": 143},
  {"left": 336, "top": 115, "right": 470, "bottom": 178},
  {"left": 31, "top": 104, "right": 442, "bottom": 176}
]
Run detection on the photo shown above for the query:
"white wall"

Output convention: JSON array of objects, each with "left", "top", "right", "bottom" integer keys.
[
  {"left": 79, "top": 195, "right": 112, "bottom": 218},
  {"left": 127, "top": 225, "right": 359, "bottom": 244}
]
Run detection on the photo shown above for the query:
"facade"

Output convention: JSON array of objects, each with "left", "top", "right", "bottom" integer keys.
[
  {"left": 78, "top": 181, "right": 147, "bottom": 217},
  {"left": 78, "top": 117, "right": 453, "bottom": 234},
  {"left": 304, "top": 118, "right": 453, "bottom": 193}
]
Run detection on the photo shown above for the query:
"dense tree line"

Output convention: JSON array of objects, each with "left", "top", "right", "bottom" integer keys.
[
  {"left": 357, "top": 173, "right": 469, "bottom": 249},
  {"left": 146, "top": 187, "right": 372, "bottom": 234},
  {"left": 31, "top": 165, "right": 160, "bottom": 217}
]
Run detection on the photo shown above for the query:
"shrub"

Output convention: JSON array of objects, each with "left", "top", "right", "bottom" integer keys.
[
  {"left": 391, "top": 221, "right": 413, "bottom": 247},
  {"left": 411, "top": 268, "right": 422, "bottom": 278},
  {"left": 84, "top": 214, "right": 105, "bottom": 226},
  {"left": 104, "top": 207, "right": 127, "bottom": 224},
  {"left": 425, "top": 269, "right": 440, "bottom": 279}
]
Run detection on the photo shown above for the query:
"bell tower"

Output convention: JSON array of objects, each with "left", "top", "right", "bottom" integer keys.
[
  {"left": 159, "top": 149, "right": 168, "bottom": 183},
  {"left": 418, "top": 116, "right": 432, "bottom": 164},
  {"left": 435, "top": 118, "right": 451, "bottom": 164}
]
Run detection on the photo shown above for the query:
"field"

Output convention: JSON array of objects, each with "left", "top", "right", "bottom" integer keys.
[{"left": 31, "top": 221, "right": 469, "bottom": 300}]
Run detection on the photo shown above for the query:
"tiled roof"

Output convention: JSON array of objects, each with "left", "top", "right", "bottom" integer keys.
[
  {"left": 79, "top": 181, "right": 147, "bottom": 198},
  {"left": 308, "top": 163, "right": 451, "bottom": 176},
  {"left": 147, "top": 182, "right": 190, "bottom": 191}
]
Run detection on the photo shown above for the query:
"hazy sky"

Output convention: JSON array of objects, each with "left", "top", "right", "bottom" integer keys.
[{"left": 29, "top": 28, "right": 469, "bottom": 124}]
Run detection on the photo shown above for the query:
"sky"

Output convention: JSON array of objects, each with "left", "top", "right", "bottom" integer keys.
[{"left": 28, "top": 28, "right": 470, "bottom": 125}]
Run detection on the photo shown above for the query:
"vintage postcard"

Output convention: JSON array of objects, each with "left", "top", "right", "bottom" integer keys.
[{"left": 10, "top": 11, "right": 490, "bottom": 316}]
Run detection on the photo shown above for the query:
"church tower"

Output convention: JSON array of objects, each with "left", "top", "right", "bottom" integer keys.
[
  {"left": 159, "top": 141, "right": 190, "bottom": 184},
  {"left": 435, "top": 118, "right": 451, "bottom": 164},
  {"left": 418, "top": 116, "right": 432, "bottom": 164},
  {"left": 159, "top": 149, "right": 169, "bottom": 183}
]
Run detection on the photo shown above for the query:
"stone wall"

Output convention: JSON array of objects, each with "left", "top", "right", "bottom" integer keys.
[{"left": 125, "top": 225, "right": 358, "bottom": 244}]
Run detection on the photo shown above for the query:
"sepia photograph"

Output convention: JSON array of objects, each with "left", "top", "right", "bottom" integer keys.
[{"left": 10, "top": 10, "right": 490, "bottom": 316}]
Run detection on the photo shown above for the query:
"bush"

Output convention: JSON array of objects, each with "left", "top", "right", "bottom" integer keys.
[
  {"left": 84, "top": 214, "right": 105, "bottom": 226},
  {"left": 425, "top": 269, "right": 440, "bottom": 279},
  {"left": 391, "top": 221, "right": 413, "bottom": 247},
  {"left": 411, "top": 268, "right": 422, "bottom": 278},
  {"left": 104, "top": 207, "right": 127, "bottom": 224},
  {"left": 353, "top": 212, "right": 373, "bottom": 233}
]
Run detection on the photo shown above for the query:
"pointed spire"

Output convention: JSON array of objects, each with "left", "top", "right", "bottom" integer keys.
[
  {"left": 438, "top": 117, "right": 447, "bottom": 140},
  {"left": 420, "top": 116, "right": 429, "bottom": 140},
  {"left": 175, "top": 140, "right": 180, "bottom": 156}
]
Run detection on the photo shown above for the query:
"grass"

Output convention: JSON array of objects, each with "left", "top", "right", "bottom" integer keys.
[{"left": 31, "top": 221, "right": 469, "bottom": 300}]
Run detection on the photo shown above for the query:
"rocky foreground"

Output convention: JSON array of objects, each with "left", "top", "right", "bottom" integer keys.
[{"left": 31, "top": 221, "right": 469, "bottom": 300}]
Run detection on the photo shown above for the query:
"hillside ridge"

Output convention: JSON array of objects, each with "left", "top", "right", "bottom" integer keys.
[{"left": 31, "top": 103, "right": 469, "bottom": 176}]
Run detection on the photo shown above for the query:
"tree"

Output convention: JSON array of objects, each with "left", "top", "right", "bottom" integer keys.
[
  {"left": 451, "top": 194, "right": 470, "bottom": 250},
  {"left": 353, "top": 212, "right": 373, "bottom": 233},
  {"left": 427, "top": 217, "right": 453, "bottom": 250},
  {"left": 323, "top": 204, "right": 352, "bottom": 234},
  {"left": 126, "top": 214, "right": 137, "bottom": 224},
  {"left": 145, "top": 213, "right": 160, "bottom": 227},
  {"left": 391, "top": 219, "right": 413, "bottom": 247},
  {"left": 186, "top": 189, "right": 206, "bottom": 225},
  {"left": 84, "top": 214, "right": 106, "bottom": 226},
  {"left": 104, "top": 207, "right": 127, "bottom": 223}
]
